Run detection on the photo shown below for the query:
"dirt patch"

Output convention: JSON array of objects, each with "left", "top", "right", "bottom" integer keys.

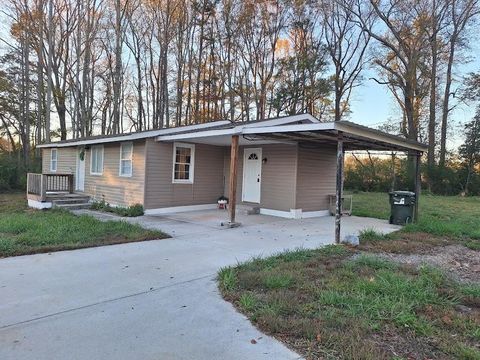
[
  {"left": 374, "top": 244, "right": 480, "bottom": 283},
  {"left": 359, "top": 232, "right": 454, "bottom": 254}
]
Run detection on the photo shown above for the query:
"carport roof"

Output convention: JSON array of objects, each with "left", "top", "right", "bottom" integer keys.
[{"left": 157, "top": 119, "right": 428, "bottom": 153}]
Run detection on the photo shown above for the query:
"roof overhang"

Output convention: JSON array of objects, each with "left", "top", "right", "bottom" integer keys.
[
  {"left": 157, "top": 121, "right": 427, "bottom": 153},
  {"left": 36, "top": 120, "right": 232, "bottom": 148},
  {"left": 36, "top": 113, "right": 427, "bottom": 153}
]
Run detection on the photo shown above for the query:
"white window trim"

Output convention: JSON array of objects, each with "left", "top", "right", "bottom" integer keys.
[
  {"left": 119, "top": 142, "right": 133, "bottom": 177},
  {"left": 50, "top": 148, "right": 58, "bottom": 172},
  {"left": 172, "top": 142, "right": 195, "bottom": 184},
  {"left": 90, "top": 145, "right": 104, "bottom": 176}
]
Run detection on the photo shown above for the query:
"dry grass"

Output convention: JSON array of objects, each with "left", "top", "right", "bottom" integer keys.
[{"left": 219, "top": 246, "right": 480, "bottom": 359}]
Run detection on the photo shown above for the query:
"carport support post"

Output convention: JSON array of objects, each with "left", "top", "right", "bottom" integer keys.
[
  {"left": 335, "top": 133, "right": 344, "bottom": 244},
  {"left": 414, "top": 152, "right": 421, "bottom": 223},
  {"left": 228, "top": 135, "right": 240, "bottom": 226}
]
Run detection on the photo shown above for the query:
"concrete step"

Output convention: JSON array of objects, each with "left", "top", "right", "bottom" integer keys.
[
  {"left": 53, "top": 203, "right": 91, "bottom": 210},
  {"left": 52, "top": 198, "right": 90, "bottom": 205},
  {"left": 237, "top": 206, "right": 260, "bottom": 215},
  {"left": 246, "top": 207, "right": 260, "bottom": 215}
]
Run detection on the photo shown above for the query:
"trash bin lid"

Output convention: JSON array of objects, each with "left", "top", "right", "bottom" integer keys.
[{"left": 390, "top": 191, "right": 415, "bottom": 196}]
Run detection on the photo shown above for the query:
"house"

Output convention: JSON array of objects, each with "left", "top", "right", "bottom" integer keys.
[{"left": 29, "top": 114, "right": 427, "bottom": 241}]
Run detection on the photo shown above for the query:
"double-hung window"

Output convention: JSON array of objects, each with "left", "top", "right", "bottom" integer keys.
[
  {"left": 50, "top": 149, "right": 58, "bottom": 172},
  {"left": 119, "top": 142, "right": 133, "bottom": 177},
  {"left": 90, "top": 145, "right": 104, "bottom": 175},
  {"left": 172, "top": 143, "right": 195, "bottom": 183}
]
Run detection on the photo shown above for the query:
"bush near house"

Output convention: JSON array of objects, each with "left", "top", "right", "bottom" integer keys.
[
  {"left": 90, "top": 199, "right": 145, "bottom": 217},
  {"left": 0, "top": 193, "right": 167, "bottom": 258}
]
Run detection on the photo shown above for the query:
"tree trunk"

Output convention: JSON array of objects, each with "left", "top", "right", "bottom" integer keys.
[
  {"left": 427, "top": 17, "right": 438, "bottom": 170},
  {"left": 439, "top": 39, "right": 455, "bottom": 168},
  {"left": 45, "top": 0, "right": 53, "bottom": 142},
  {"left": 112, "top": 0, "right": 122, "bottom": 134}
]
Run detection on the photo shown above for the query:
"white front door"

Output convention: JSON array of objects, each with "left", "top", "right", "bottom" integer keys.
[
  {"left": 242, "top": 148, "right": 262, "bottom": 203},
  {"left": 76, "top": 148, "right": 85, "bottom": 191}
]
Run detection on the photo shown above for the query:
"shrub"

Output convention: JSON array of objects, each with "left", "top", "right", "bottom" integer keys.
[{"left": 91, "top": 200, "right": 144, "bottom": 217}]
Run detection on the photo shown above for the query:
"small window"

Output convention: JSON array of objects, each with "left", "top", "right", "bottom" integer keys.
[
  {"left": 119, "top": 143, "right": 133, "bottom": 177},
  {"left": 90, "top": 145, "right": 104, "bottom": 175},
  {"left": 248, "top": 153, "right": 258, "bottom": 160},
  {"left": 172, "top": 143, "right": 195, "bottom": 183},
  {"left": 50, "top": 149, "right": 58, "bottom": 172}
]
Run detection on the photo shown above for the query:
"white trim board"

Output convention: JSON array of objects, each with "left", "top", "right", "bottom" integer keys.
[
  {"left": 259, "top": 208, "right": 330, "bottom": 219},
  {"left": 144, "top": 204, "right": 218, "bottom": 216},
  {"left": 37, "top": 120, "right": 231, "bottom": 148},
  {"left": 28, "top": 199, "right": 52, "bottom": 209}
]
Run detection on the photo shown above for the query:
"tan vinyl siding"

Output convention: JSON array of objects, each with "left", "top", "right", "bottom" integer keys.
[
  {"left": 295, "top": 145, "right": 337, "bottom": 211},
  {"left": 144, "top": 139, "right": 225, "bottom": 209},
  {"left": 224, "top": 144, "right": 297, "bottom": 211},
  {"left": 82, "top": 140, "right": 146, "bottom": 206},
  {"left": 42, "top": 148, "right": 76, "bottom": 175}
]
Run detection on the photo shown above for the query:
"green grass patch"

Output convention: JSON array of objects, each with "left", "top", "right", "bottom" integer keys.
[
  {"left": 0, "top": 193, "right": 168, "bottom": 257},
  {"left": 350, "top": 192, "right": 480, "bottom": 239},
  {"left": 219, "top": 247, "right": 480, "bottom": 359}
]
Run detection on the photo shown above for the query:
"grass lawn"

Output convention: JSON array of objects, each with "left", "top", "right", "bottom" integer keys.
[
  {"left": 351, "top": 192, "right": 480, "bottom": 239},
  {"left": 219, "top": 246, "right": 480, "bottom": 359},
  {"left": 219, "top": 193, "right": 480, "bottom": 359},
  {"left": 0, "top": 192, "right": 168, "bottom": 257},
  {"left": 351, "top": 192, "right": 480, "bottom": 252}
]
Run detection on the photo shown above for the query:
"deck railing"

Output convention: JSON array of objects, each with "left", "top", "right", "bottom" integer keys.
[{"left": 27, "top": 173, "right": 74, "bottom": 201}]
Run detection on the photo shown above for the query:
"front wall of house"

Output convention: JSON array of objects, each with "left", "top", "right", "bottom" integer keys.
[
  {"left": 224, "top": 143, "right": 298, "bottom": 211},
  {"left": 84, "top": 141, "right": 146, "bottom": 206},
  {"left": 144, "top": 139, "right": 225, "bottom": 209},
  {"left": 42, "top": 147, "right": 77, "bottom": 175},
  {"left": 295, "top": 144, "right": 337, "bottom": 211},
  {"left": 42, "top": 141, "right": 146, "bottom": 207}
]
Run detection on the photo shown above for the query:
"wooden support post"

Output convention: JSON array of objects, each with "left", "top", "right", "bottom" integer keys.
[
  {"left": 335, "top": 133, "right": 344, "bottom": 244},
  {"left": 228, "top": 135, "right": 240, "bottom": 226},
  {"left": 40, "top": 174, "right": 46, "bottom": 202},
  {"left": 69, "top": 174, "right": 74, "bottom": 193},
  {"left": 414, "top": 152, "right": 421, "bottom": 223}
]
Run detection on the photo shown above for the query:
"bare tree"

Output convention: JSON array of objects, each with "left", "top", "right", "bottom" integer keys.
[
  {"left": 351, "top": 0, "right": 431, "bottom": 142},
  {"left": 438, "top": 0, "right": 480, "bottom": 168},
  {"left": 322, "top": 0, "right": 371, "bottom": 121}
]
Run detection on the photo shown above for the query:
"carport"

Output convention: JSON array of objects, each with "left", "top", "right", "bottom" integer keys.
[{"left": 225, "top": 121, "right": 428, "bottom": 244}]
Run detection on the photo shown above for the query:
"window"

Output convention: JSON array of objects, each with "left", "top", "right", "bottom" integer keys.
[
  {"left": 119, "top": 143, "right": 133, "bottom": 177},
  {"left": 50, "top": 149, "right": 58, "bottom": 172},
  {"left": 172, "top": 143, "right": 195, "bottom": 183},
  {"left": 90, "top": 145, "right": 104, "bottom": 175}
]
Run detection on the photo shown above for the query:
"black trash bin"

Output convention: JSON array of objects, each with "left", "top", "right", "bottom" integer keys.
[{"left": 389, "top": 191, "right": 416, "bottom": 225}]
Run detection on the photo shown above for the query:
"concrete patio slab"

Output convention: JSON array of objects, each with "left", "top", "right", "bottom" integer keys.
[{"left": 0, "top": 212, "right": 400, "bottom": 360}]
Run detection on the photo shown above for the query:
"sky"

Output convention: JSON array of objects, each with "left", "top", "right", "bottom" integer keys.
[{"left": 349, "top": 37, "right": 480, "bottom": 149}]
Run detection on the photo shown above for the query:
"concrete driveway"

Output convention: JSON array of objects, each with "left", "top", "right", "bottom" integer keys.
[{"left": 0, "top": 211, "right": 399, "bottom": 360}]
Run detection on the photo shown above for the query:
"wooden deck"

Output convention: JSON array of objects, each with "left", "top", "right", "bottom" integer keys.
[{"left": 27, "top": 173, "right": 90, "bottom": 209}]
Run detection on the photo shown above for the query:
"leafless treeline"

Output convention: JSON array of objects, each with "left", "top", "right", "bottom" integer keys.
[{"left": 0, "top": 0, "right": 478, "bottom": 173}]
